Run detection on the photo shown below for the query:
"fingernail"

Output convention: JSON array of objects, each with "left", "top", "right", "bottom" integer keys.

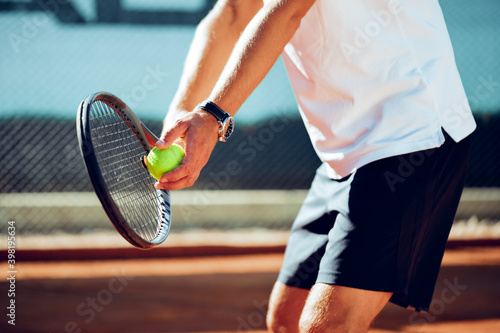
[{"left": 156, "top": 139, "right": 165, "bottom": 146}]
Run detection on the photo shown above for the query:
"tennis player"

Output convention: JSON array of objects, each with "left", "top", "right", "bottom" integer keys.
[{"left": 155, "top": 0, "right": 476, "bottom": 331}]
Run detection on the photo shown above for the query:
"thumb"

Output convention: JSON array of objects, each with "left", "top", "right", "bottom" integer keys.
[{"left": 156, "top": 121, "right": 188, "bottom": 149}]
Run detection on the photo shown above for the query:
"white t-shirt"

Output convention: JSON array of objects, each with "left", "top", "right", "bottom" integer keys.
[{"left": 281, "top": 0, "right": 476, "bottom": 179}]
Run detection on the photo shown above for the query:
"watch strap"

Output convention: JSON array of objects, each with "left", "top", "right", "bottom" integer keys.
[
  {"left": 197, "top": 101, "right": 229, "bottom": 122},
  {"left": 197, "top": 100, "right": 234, "bottom": 142}
]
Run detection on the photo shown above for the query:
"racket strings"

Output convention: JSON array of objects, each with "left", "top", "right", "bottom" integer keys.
[
  {"left": 93, "top": 106, "right": 159, "bottom": 240},
  {"left": 89, "top": 101, "right": 161, "bottom": 241},
  {"left": 97, "top": 114, "right": 159, "bottom": 240},
  {"left": 91, "top": 103, "right": 153, "bottom": 233}
]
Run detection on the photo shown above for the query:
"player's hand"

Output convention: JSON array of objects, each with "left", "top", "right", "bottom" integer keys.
[{"left": 154, "top": 109, "right": 219, "bottom": 190}]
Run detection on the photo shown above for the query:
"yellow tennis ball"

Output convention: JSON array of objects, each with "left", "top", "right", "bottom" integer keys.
[{"left": 146, "top": 144, "right": 185, "bottom": 180}]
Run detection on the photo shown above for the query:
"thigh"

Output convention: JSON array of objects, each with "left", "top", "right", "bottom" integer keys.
[{"left": 300, "top": 283, "right": 392, "bottom": 333}]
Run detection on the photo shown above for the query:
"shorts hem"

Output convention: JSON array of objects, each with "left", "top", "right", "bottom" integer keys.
[
  {"left": 277, "top": 272, "right": 314, "bottom": 290},
  {"left": 316, "top": 272, "right": 395, "bottom": 293},
  {"left": 279, "top": 271, "right": 431, "bottom": 312}
]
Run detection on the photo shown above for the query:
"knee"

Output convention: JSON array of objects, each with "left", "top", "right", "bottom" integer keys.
[
  {"left": 298, "top": 312, "right": 325, "bottom": 333},
  {"left": 298, "top": 316, "right": 346, "bottom": 333},
  {"left": 266, "top": 304, "right": 292, "bottom": 333},
  {"left": 266, "top": 282, "right": 308, "bottom": 332},
  {"left": 267, "top": 293, "right": 302, "bottom": 332},
  {"left": 297, "top": 298, "right": 350, "bottom": 333},
  {"left": 298, "top": 308, "right": 371, "bottom": 333}
]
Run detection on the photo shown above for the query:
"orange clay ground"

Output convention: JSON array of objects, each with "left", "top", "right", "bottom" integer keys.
[{"left": 1, "top": 245, "right": 499, "bottom": 333}]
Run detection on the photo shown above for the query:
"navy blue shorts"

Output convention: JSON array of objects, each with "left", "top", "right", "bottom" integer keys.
[{"left": 278, "top": 132, "right": 471, "bottom": 311}]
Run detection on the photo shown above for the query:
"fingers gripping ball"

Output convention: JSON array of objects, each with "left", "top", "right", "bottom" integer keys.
[{"left": 146, "top": 144, "right": 185, "bottom": 180}]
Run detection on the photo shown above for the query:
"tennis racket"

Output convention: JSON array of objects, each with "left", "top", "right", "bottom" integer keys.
[{"left": 76, "top": 91, "right": 171, "bottom": 249}]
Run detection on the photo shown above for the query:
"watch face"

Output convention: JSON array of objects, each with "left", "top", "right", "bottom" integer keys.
[{"left": 220, "top": 117, "right": 234, "bottom": 142}]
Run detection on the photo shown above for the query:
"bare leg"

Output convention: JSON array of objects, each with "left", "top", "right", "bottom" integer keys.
[
  {"left": 267, "top": 281, "right": 310, "bottom": 333},
  {"left": 299, "top": 283, "right": 392, "bottom": 333}
]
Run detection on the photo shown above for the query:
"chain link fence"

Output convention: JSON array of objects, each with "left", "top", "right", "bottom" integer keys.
[{"left": 1, "top": 0, "right": 500, "bottom": 236}]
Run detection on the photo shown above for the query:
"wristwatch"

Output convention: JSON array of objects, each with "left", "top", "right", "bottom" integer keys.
[{"left": 197, "top": 101, "right": 234, "bottom": 142}]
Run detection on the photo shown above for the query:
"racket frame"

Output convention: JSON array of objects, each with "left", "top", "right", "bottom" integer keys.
[{"left": 77, "top": 92, "right": 171, "bottom": 249}]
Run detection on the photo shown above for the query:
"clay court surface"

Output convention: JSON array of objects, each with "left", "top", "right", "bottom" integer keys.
[{"left": 1, "top": 237, "right": 500, "bottom": 333}]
